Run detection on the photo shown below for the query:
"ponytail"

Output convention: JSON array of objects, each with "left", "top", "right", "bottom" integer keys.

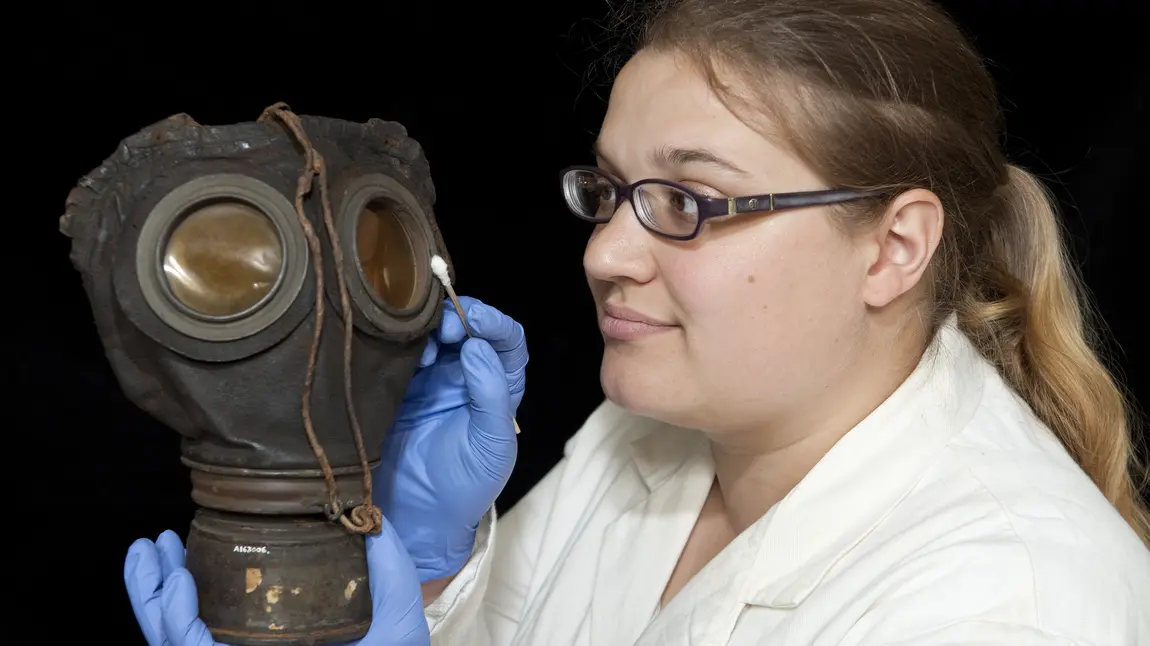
[{"left": 954, "top": 165, "right": 1149, "bottom": 546}]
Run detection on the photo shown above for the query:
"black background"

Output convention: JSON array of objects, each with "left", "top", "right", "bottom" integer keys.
[{"left": 7, "top": 2, "right": 1147, "bottom": 641}]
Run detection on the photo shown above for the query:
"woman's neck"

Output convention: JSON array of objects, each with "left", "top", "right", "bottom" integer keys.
[
  {"left": 708, "top": 423, "right": 845, "bottom": 533},
  {"left": 707, "top": 326, "right": 926, "bottom": 534}
]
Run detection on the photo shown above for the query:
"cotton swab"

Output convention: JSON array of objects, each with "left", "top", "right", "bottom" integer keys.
[{"left": 430, "top": 254, "right": 521, "bottom": 435}]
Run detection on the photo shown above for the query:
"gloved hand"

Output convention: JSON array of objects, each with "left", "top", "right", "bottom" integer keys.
[
  {"left": 123, "top": 517, "right": 430, "bottom": 646},
  {"left": 373, "top": 296, "right": 527, "bottom": 582}
]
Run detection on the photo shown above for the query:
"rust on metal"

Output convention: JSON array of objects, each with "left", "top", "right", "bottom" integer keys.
[{"left": 186, "top": 509, "right": 373, "bottom": 645}]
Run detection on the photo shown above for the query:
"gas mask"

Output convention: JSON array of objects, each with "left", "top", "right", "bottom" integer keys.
[{"left": 60, "top": 103, "right": 450, "bottom": 645}]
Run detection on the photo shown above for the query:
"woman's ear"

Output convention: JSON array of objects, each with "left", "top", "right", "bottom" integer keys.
[{"left": 859, "top": 188, "right": 944, "bottom": 308}]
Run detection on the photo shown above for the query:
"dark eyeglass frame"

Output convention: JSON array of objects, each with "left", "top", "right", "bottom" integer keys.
[{"left": 561, "top": 165, "right": 876, "bottom": 241}]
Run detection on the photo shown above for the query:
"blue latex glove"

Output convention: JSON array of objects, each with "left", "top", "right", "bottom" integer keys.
[
  {"left": 123, "top": 517, "right": 430, "bottom": 646},
  {"left": 373, "top": 296, "right": 527, "bottom": 582}
]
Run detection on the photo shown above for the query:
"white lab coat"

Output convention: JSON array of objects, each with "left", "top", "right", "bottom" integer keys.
[{"left": 423, "top": 318, "right": 1150, "bottom": 645}]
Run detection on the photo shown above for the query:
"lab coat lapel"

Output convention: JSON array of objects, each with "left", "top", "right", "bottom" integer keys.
[{"left": 590, "top": 427, "right": 713, "bottom": 646}]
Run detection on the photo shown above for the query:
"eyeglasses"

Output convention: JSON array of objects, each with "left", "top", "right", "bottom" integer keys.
[{"left": 560, "top": 165, "right": 874, "bottom": 241}]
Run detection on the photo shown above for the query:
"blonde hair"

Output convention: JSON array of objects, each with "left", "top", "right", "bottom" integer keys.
[{"left": 633, "top": 0, "right": 1149, "bottom": 544}]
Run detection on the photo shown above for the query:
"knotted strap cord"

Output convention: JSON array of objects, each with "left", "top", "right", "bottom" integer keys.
[{"left": 257, "top": 102, "right": 382, "bottom": 535}]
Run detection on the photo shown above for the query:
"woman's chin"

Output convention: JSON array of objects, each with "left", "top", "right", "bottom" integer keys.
[{"left": 600, "top": 357, "right": 693, "bottom": 426}]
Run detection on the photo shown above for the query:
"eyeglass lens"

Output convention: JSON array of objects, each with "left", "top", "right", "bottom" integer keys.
[{"left": 563, "top": 169, "right": 700, "bottom": 237}]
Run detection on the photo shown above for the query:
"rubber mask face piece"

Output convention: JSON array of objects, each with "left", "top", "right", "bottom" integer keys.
[{"left": 60, "top": 111, "right": 449, "bottom": 480}]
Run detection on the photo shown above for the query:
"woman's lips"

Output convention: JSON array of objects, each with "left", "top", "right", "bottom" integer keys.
[{"left": 599, "top": 303, "right": 677, "bottom": 341}]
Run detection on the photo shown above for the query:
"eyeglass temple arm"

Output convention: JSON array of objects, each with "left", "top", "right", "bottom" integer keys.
[{"left": 724, "top": 189, "right": 873, "bottom": 216}]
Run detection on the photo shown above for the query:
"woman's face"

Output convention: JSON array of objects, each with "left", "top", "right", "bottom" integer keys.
[{"left": 584, "top": 49, "right": 881, "bottom": 441}]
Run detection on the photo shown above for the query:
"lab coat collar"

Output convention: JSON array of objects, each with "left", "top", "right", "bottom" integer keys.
[
  {"left": 593, "top": 425, "right": 713, "bottom": 646},
  {"left": 738, "top": 316, "right": 988, "bottom": 608}
]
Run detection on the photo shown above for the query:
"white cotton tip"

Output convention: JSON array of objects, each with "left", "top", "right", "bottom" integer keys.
[{"left": 429, "top": 254, "right": 451, "bottom": 288}]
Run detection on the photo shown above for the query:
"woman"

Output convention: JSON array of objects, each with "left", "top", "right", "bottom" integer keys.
[{"left": 124, "top": 0, "right": 1150, "bottom": 644}]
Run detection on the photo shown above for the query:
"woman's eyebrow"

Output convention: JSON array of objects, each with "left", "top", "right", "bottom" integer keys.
[
  {"left": 591, "top": 141, "right": 750, "bottom": 178},
  {"left": 652, "top": 145, "right": 750, "bottom": 177}
]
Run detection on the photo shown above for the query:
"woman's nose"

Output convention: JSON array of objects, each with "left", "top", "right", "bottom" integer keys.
[{"left": 582, "top": 202, "right": 657, "bottom": 285}]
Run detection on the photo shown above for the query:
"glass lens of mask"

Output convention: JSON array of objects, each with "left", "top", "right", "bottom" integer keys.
[
  {"left": 162, "top": 200, "right": 284, "bottom": 318},
  {"left": 355, "top": 199, "right": 419, "bottom": 310}
]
